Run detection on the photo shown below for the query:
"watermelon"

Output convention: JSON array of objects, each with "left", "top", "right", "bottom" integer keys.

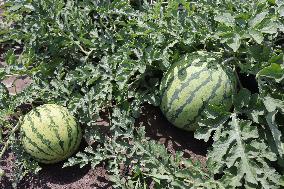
[
  {"left": 20, "top": 104, "right": 82, "bottom": 164},
  {"left": 160, "top": 51, "right": 236, "bottom": 131}
]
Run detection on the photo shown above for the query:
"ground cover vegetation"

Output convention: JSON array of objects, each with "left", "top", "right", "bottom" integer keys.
[{"left": 0, "top": 0, "right": 284, "bottom": 188}]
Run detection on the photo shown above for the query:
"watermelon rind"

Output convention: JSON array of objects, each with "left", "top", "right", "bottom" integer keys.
[
  {"left": 160, "top": 51, "right": 236, "bottom": 131},
  {"left": 20, "top": 104, "right": 82, "bottom": 164}
]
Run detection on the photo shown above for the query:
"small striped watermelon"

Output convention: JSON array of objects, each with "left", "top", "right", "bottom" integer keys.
[
  {"left": 20, "top": 104, "right": 82, "bottom": 164},
  {"left": 160, "top": 51, "right": 236, "bottom": 131}
]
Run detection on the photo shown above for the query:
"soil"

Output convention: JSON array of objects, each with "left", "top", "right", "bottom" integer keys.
[
  {"left": 139, "top": 105, "right": 208, "bottom": 164},
  {"left": 0, "top": 42, "right": 208, "bottom": 189}
]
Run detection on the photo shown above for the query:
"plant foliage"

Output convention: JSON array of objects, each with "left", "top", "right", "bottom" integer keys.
[{"left": 0, "top": 0, "right": 284, "bottom": 188}]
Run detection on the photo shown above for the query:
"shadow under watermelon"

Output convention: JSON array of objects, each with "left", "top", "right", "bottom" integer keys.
[{"left": 137, "top": 104, "right": 210, "bottom": 166}]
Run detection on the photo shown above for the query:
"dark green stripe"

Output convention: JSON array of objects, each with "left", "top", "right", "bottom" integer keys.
[
  {"left": 183, "top": 71, "right": 224, "bottom": 129},
  {"left": 28, "top": 148, "right": 59, "bottom": 163},
  {"left": 25, "top": 145, "right": 59, "bottom": 163},
  {"left": 72, "top": 121, "right": 81, "bottom": 151},
  {"left": 29, "top": 109, "right": 61, "bottom": 155},
  {"left": 168, "top": 72, "right": 213, "bottom": 121},
  {"left": 23, "top": 133, "right": 54, "bottom": 157},
  {"left": 67, "top": 123, "right": 75, "bottom": 151},
  {"left": 160, "top": 63, "right": 191, "bottom": 98},
  {"left": 49, "top": 118, "right": 65, "bottom": 152},
  {"left": 25, "top": 115, "right": 61, "bottom": 155},
  {"left": 58, "top": 108, "right": 74, "bottom": 152},
  {"left": 53, "top": 106, "right": 80, "bottom": 153},
  {"left": 41, "top": 106, "right": 65, "bottom": 153},
  {"left": 165, "top": 66, "right": 209, "bottom": 111}
]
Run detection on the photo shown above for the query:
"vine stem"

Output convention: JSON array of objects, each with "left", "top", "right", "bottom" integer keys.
[
  {"left": 0, "top": 117, "right": 22, "bottom": 159},
  {"left": 221, "top": 57, "right": 238, "bottom": 65},
  {"left": 234, "top": 68, "right": 243, "bottom": 89},
  {"left": 221, "top": 57, "right": 243, "bottom": 89}
]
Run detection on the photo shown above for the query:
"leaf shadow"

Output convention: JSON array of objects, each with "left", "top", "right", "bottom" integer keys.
[
  {"left": 137, "top": 104, "right": 210, "bottom": 164},
  {"left": 15, "top": 141, "right": 91, "bottom": 188}
]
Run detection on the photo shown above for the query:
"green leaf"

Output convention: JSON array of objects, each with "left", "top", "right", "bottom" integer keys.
[
  {"left": 195, "top": 105, "right": 231, "bottom": 142},
  {"left": 234, "top": 88, "right": 252, "bottom": 110},
  {"left": 249, "top": 11, "right": 268, "bottom": 28},
  {"left": 269, "top": 53, "right": 284, "bottom": 64},
  {"left": 266, "top": 110, "right": 284, "bottom": 156},
  {"left": 249, "top": 29, "right": 264, "bottom": 44},
  {"left": 257, "top": 63, "right": 284, "bottom": 83},
  {"left": 263, "top": 96, "right": 284, "bottom": 113},
  {"left": 227, "top": 33, "right": 241, "bottom": 52},
  {"left": 214, "top": 13, "right": 235, "bottom": 27},
  {"left": 207, "top": 114, "right": 280, "bottom": 188},
  {"left": 260, "top": 22, "right": 279, "bottom": 34},
  {"left": 276, "top": 0, "right": 284, "bottom": 6},
  {"left": 279, "top": 5, "right": 284, "bottom": 17},
  {"left": 147, "top": 174, "right": 171, "bottom": 180}
]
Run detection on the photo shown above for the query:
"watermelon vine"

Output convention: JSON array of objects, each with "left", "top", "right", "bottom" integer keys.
[{"left": 0, "top": 0, "right": 284, "bottom": 188}]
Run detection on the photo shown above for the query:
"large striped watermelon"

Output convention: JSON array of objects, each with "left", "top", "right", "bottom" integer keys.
[
  {"left": 20, "top": 104, "right": 82, "bottom": 164},
  {"left": 160, "top": 51, "right": 236, "bottom": 131}
]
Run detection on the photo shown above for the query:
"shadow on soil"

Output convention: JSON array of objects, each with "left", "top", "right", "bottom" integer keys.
[
  {"left": 17, "top": 141, "right": 91, "bottom": 188},
  {"left": 138, "top": 105, "right": 209, "bottom": 163},
  {"left": 18, "top": 164, "right": 90, "bottom": 188}
]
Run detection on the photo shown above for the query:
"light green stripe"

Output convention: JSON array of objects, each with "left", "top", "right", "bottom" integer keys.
[
  {"left": 168, "top": 73, "right": 213, "bottom": 124},
  {"left": 23, "top": 134, "right": 54, "bottom": 157},
  {"left": 24, "top": 144, "right": 59, "bottom": 163},
  {"left": 25, "top": 114, "right": 61, "bottom": 155},
  {"left": 164, "top": 66, "right": 209, "bottom": 110},
  {"left": 42, "top": 106, "right": 66, "bottom": 153},
  {"left": 160, "top": 63, "right": 191, "bottom": 98},
  {"left": 182, "top": 71, "right": 224, "bottom": 129},
  {"left": 58, "top": 108, "right": 75, "bottom": 152},
  {"left": 72, "top": 122, "right": 81, "bottom": 152}
]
